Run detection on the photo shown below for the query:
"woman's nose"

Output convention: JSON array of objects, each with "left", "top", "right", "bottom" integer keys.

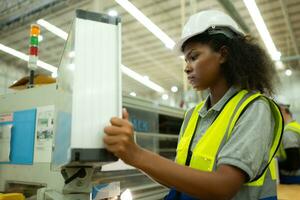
[{"left": 184, "top": 63, "right": 192, "bottom": 74}]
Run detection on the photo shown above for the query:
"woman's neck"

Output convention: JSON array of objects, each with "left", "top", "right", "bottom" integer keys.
[{"left": 208, "top": 78, "right": 230, "bottom": 107}]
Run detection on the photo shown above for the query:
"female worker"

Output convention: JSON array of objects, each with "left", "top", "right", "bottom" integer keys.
[
  {"left": 277, "top": 102, "right": 300, "bottom": 184},
  {"left": 103, "top": 10, "right": 283, "bottom": 200}
]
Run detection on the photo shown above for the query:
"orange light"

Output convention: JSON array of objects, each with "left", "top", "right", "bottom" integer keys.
[{"left": 30, "top": 24, "right": 40, "bottom": 36}]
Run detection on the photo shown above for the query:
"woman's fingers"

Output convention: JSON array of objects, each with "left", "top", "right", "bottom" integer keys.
[
  {"left": 104, "top": 135, "right": 131, "bottom": 147},
  {"left": 104, "top": 137, "right": 129, "bottom": 156},
  {"left": 105, "top": 144, "right": 121, "bottom": 155},
  {"left": 103, "top": 135, "right": 120, "bottom": 145},
  {"left": 104, "top": 124, "right": 133, "bottom": 136},
  {"left": 122, "top": 108, "right": 129, "bottom": 120},
  {"left": 104, "top": 126, "right": 124, "bottom": 136},
  {"left": 103, "top": 110, "right": 140, "bottom": 165},
  {"left": 110, "top": 117, "right": 126, "bottom": 127}
]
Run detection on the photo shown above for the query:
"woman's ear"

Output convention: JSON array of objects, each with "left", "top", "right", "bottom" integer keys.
[{"left": 219, "top": 46, "right": 229, "bottom": 64}]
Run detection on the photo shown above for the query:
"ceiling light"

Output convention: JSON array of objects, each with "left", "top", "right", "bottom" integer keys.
[
  {"left": 275, "top": 61, "right": 284, "bottom": 70},
  {"left": 36, "top": 60, "right": 57, "bottom": 72},
  {"left": 121, "top": 65, "right": 164, "bottom": 93},
  {"left": 243, "top": 0, "right": 281, "bottom": 61},
  {"left": 0, "top": 43, "right": 29, "bottom": 61},
  {"left": 272, "top": 51, "right": 281, "bottom": 61},
  {"left": 120, "top": 189, "right": 132, "bottom": 200},
  {"left": 68, "top": 63, "right": 75, "bottom": 70},
  {"left": 162, "top": 94, "right": 169, "bottom": 100},
  {"left": 37, "top": 19, "right": 68, "bottom": 40},
  {"left": 129, "top": 92, "right": 136, "bottom": 97},
  {"left": 51, "top": 71, "right": 57, "bottom": 78},
  {"left": 115, "top": 0, "right": 175, "bottom": 49},
  {"left": 38, "top": 19, "right": 165, "bottom": 93},
  {"left": 285, "top": 69, "right": 292, "bottom": 76},
  {"left": 0, "top": 43, "right": 57, "bottom": 72},
  {"left": 38, "top": 35, "right": 43, "bottom": 42},
  {"left": 68, "top": 51, "right": 75, "bottom": 58},
  {"left": 171, "top": 86, "right": 178, "bottom": 93},
  {"left": 108, "top": 10, "right": 118, "bottom": 17}
]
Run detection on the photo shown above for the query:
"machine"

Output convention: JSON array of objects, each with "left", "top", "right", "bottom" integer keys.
[
  {"left": 0, "top": 9, "right": 184, "bottom": 200},
  {"left": 1, "top": 9, "right": 121, "bottom": 200}
]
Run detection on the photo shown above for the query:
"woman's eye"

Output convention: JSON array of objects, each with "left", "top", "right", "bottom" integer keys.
[{"left": 190, "top": 54, "right": 198, "bottom": 61}]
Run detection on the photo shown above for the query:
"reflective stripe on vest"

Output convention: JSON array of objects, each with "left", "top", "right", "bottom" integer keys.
[
  {"left": 277, "top": 121, "right": 300, "bottom": 159},
  {"left": 176, "top": 90, "right": 283, "bottom": 187},
  {"left": 285, "top": 121, "right": 300, "bottom": 134}
]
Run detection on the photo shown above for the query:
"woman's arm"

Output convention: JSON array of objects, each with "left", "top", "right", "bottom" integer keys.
[
  {"left": 137, "top": 148, "right": 246, "bottom": 199},
  {"left": 103, "top": 109, "right": 246, "bottom": 200}
]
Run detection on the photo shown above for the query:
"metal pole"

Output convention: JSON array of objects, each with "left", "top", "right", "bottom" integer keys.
[
  {"left": 279, "top": 0, "right": 300, "bottom": 57},
  {"left": 181, "top": 0, "right": 188, "bottom": 93},
  {"left": 281, "top": 55, "right": 300, "bottom": 62},
  {"left": 28, "top": 70, "right": 34, "bottom": 88},
  {"left": 217, "top": 0, "right": 250, "bottom": 33},
  {"left": 189, "top": 0, "right": 196, "bottom": 15}
]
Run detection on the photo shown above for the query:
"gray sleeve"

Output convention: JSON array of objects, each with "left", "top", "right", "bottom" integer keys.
[
  {"left": 216, "top": 99, "right": 274, "bottom": 181},
  {"left": 282, "top": 130, "right": 300, "bottom": 149}
]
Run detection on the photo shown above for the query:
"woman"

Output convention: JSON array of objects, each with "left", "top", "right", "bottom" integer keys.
[
  {"left": 103, "top": 10, "right": 283, "bottom": 200},
  {"left": 277, "top": 103, "right": 300, "bottom": 184}
]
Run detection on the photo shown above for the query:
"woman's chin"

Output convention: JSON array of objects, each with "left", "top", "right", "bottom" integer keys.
[{"left": 189, "top": 83, "right": 208, "bottom": 91}]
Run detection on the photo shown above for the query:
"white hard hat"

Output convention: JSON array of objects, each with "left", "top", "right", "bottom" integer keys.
[
  {"left": 174, "top": 10, "right": 244, "bottom": 55},
  {"left": 274, "top": 95, "right": 290, "bottom": 107}
]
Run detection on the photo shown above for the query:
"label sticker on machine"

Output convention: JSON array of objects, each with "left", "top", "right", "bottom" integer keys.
[
  {"left": 0, "top": 113, "right": 13, "bottom": 123},
  {"left": 36, "top": 106, "right": 54, "bottom": 141},
  {"left": 0, "top": 124, "right": 12, "bottom": 162},
  {"left": 34, "top": 105, "right": 55, "bottom": 163}
]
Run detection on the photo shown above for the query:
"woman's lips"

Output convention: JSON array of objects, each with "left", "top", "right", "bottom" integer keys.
[{"left": 187, "top": 76, "right": 195, "bottom": 84}]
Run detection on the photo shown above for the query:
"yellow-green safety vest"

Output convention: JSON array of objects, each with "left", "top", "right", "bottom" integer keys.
[
  {"left": 176, "top": 90, "right": 283, "bottom": 186},
  {"left": 278, "top": 121, "right": 300, "bottom": 160}
]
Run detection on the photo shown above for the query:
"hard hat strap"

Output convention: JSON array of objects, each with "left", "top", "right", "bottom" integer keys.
[{"left": 207, "top": 26, "right": 238, "bottom": 39}]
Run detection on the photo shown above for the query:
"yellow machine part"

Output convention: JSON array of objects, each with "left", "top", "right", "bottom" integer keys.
[{"left": 0, "top": 193, "right": 25, "bottom": 200}]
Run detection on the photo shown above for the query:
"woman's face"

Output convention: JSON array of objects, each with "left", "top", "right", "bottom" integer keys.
[{"left": 183, "top": 41, "right": 225, "bottom": 90}]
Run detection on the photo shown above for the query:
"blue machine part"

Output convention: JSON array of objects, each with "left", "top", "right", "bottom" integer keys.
[
  {"left": 52, "top": 111, "right": 71, "bottom": 166},
  {"left": 0, "top": 109, "right": 36, "bottom": 165}
]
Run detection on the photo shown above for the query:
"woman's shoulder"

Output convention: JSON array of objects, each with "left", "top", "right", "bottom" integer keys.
[{"left": 238, "top": 95, "right": 274, "bottom": 124}]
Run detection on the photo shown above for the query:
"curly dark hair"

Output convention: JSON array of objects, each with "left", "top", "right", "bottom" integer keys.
[{"left": 182, "top": 29, "right": 278, "bottom": 96}]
